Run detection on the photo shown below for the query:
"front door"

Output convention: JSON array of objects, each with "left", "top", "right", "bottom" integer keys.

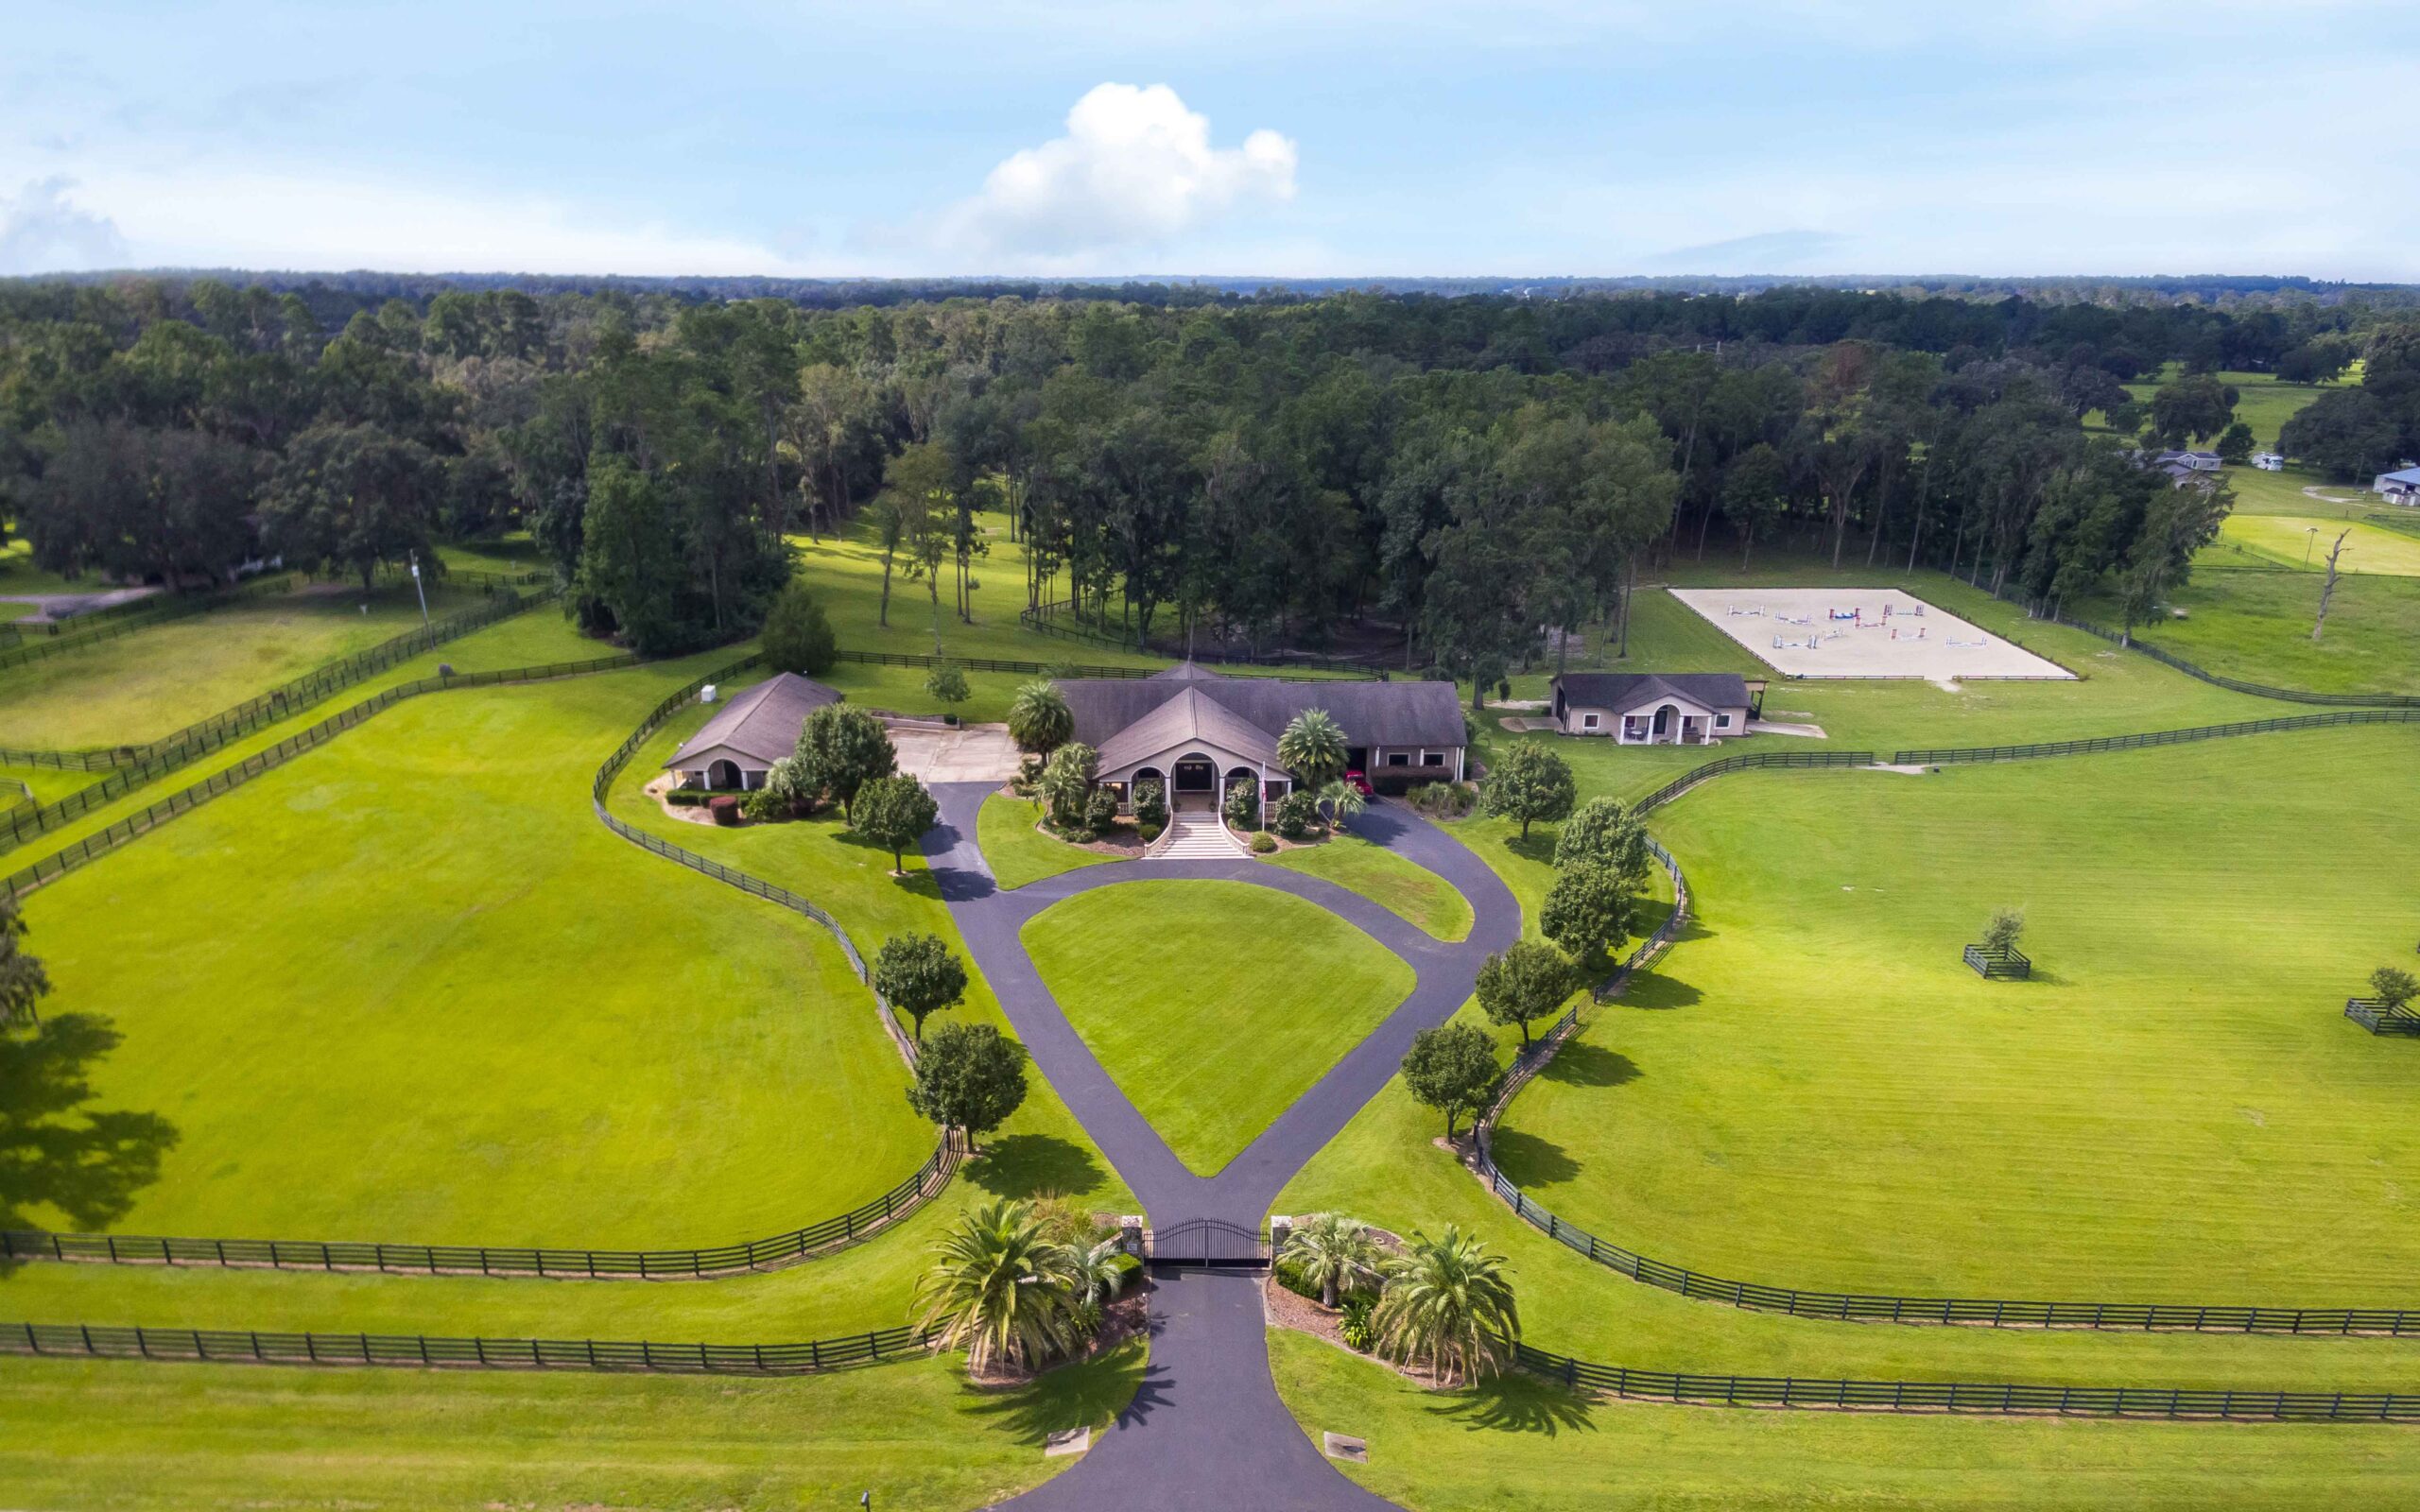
[{"left": 1173, "top": 757, "right": 1216, "bottom": 794}]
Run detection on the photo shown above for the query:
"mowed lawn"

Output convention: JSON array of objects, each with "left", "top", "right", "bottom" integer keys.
[
  {"left": 1268, "top": 831, "right": 1476, "bottom": 941},
  {"left": 0, "top": 1346, "right": 1143, "bottom": 1512},
  {"left": 1023, "top": 880, "right": 1413, "bottom": 1174},
  {"left": 0, "top": 580, "right": 493, "bottom": 749},
  {"left": 977, "top": 792, "right": 1118, "bottom": 890},
  {"left": 9, "top": 661, "right": 935, "bottom": 1247},
  {"left": 1496, "top": 728, "right": 2420, "bottom": 1302},
  {"left": 1270, "top": 1330, "right": 2420, "bottom": 1512},
  {"left": 2220, "top": 512, "right": 2420, "bottom": 576}
]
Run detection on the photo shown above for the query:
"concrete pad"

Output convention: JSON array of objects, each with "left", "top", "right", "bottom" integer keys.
[
  {"left": 1045, "top": 1426, "right": 1091, "bottom": 1457},
  {"left": 1669, "top": 587, "right": 2074, "bottom": 682},
  {"left": 1322, "top": 1432, "right": 1369, "bottom": 1463},
  {"left": 886, "top": 721, "right": 1022, "bottom": 784}
]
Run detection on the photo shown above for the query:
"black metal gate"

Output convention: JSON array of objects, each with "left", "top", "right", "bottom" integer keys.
[{"left": 1148, "top": 1219, "right": 1270, "bottom": 1271}]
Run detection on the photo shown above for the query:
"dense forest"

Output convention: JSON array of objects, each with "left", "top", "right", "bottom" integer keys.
[{"left": 3, "top": 277, "right": 2415, "bottom": 672}]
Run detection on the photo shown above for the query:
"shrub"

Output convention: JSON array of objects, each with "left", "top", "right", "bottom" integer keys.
[
  {"left": 1271, "top": 790, "right": 1320, "bottom": 841},
  {"left": 1038, "top": 743, "right": 1098, "bottom": 831},
  {"left": 1012, "top": 754, "right": 1045, "bottom": 798},
  {"left": 1251, "top": 831, "right": 1277, "bottom": 855},
  {"left": 1340, "top": 1297, "right": 1375, "bottom": 1352},
  {"left": 1223, "top": 776, "right": 1260, "bottom": 831},
  {"left": 741, "top": 786, "right": 788, "bottom": 822},
  {"left": 1084, "top": 784, "right": 1119, "bottom": 835},
  {"left": 707, "top": 795, "right": 741, "bottom": 826},
  {"left": 1133, "top": 779, "right": 1167, "bottom": 830},
  {"left": 1407, "top": 781, "right": 1475, "bottom": 818},
  {"left": 1139, "top": 821, "right": 1164, "bottom": 844},
  {"left": 759, "top": 581, "right": 838, "bottom": 676},
  {"left": 925, "top": 662, "right": 971, "bottom": 711},
  {"left": 666, "top": 789, "right": 714, "bottom": 807}
]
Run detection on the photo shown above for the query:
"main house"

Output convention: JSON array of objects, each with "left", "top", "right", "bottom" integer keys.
[
  {"left": 1055, "top": 662, "right": 1467, "bottom": 811},
  {"left": 1547, "top": 672, "right": 1752, "bottom": 745},
  {"left": 664, "top": 672, "right": 840, "bottom": 790}
]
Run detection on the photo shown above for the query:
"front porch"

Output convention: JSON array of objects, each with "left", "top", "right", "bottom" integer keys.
[{"left": 1617, "top": 702, "right": 1715, "bottom": 746}]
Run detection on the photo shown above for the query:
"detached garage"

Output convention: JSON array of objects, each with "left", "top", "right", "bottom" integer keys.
[{"left": 664, "top": 673, "right": 839, "bottom": 790}]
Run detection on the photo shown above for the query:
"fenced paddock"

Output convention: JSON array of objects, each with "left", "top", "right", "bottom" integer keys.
[{"left": 1670, "top": 587, "right": 2075, "bottom": 684}]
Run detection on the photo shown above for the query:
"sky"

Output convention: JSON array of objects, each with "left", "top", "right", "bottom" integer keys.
[{"left": 5, "top": 0, "right": 2418, "bottom": 283}]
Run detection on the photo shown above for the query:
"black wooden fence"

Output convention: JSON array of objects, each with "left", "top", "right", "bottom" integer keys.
[
  {"left": 1964, "top": 944, "right": 2031, "bottom": 980},
  {"left": 1510, "top": 1341, "right": 2420, "bottom": 1419},
  {"left": 0, "top": 1137, "right": 956, "bottom": 1279},
  {"left": 1992, "top": 587, "right": 2419, "bottom": 710},
  {"left": 1634, "top": 749, "right": 1879, "bottom": 814},
  {"left": 1893, "top": 708, "right": 2420, "bottom": 767},
  {"left": 0, "top": 573, "right": 302, "bottom": 672},
  {"left": 0, "top": 1319, "right": 934, "bottom": 1376},
  {"left": 2346, "top": 999, "right": 2420, "bottom": 1038},
  {"left": 1, "top": 649, "right": 638, "bottom": 902},
  {"left": 0, "top": 587, "right": 547, "bottom": 850}
]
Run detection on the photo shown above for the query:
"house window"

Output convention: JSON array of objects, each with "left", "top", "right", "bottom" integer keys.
[
  {"left": 1422, "top": 752, "right": 1445, "bottom": 766},
  {"left": 1387, "top": 752, "right": 1410, "bottom": 766},
  {"left": 1715, "top": 713, "right": 1732, "bottom": 729},
  {"left": 1582, "top": 713, "right": 1599, "bottom": 730}
]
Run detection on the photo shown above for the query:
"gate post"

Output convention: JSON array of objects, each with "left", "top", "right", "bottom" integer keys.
[
  {"left": 1268, "top": 1214, "right": 1293, "bottom": 1262},
  {"left": 1119, "top": 1216, "right": 1146, "bottom": 1261}
]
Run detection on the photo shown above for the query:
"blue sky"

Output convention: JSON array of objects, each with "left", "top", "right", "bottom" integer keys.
[{"left": 6, "top": 1, "right": 2417, "bottom": 280}]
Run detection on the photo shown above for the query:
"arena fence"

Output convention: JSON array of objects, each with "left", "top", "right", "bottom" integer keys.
[
  {"left": 1511, "top": 1342, "right": 2420, "bottom": 1419},
  {"left": 1, "top": 1136, "right": 956, "bottom": 1280},
  {"left": 0, "top": 1320, "right": 936, "bottom": 1376},
  {"left": 0, "top": 587, "right": 548, "bottom": 848}
]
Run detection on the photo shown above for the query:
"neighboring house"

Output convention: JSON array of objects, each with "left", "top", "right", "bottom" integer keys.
[
  {"left": 2252, "top": 452, "right": 2285, "bottom": 472},
  {"left": 664, "top": 672, "right": 840, "bottom": 790},
  {"left": 2154, "top": 450, "right": 2224, "bottom": 472},
  {"left": 1055, "top": 662, "right": 1467, "bottom": 810},
  {"left": 1549, "top": 672, "right": 1751, "bottom": 746},
  {"left": 2374, "top": 465, "right": 2420, "bottom": 505}
]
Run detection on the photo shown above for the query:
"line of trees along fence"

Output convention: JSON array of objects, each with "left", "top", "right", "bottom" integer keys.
[
  {"left": 587, "top": 654, "right": 921, "bottom": 1070},
  {"left": 0, "top": 649, "right": 640, "bottom": 903},
  {"left": 833, "top": 645, "right": 1381, "bottom": 682},
  {"left": 0, "top": 573, "right": 305, "bottom": 670},
  {"left": 1, "top": 1137, "right": 957, "bottom": 1279},
  {"left": 1510, "top": 1342, "right": 2420, "bottom": 1420},
  {"left": 0, "top": 588, "right": 546, "bottom": 844},
  {"left": 0, "top": 1320, "right": 936, "bottom": 1376},
  {"left": 1016, "top": 599, "right": 1389, "bottom": 677},
  {"left": 1991, "top": 585, "right": 2420, "bottom": 710}
]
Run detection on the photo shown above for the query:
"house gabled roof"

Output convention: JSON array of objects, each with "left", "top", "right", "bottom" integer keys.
[
  {"left": 1553, "top": 671, "right": 1750, "bottom": 713},
  {"left": 1147, "top": 660, "right": 1230, "bottom": 681},
  {"left": 665, "top": 672, "right": 840, "bottom": 768},
  {"left": 1057, "top": 676, "right": 1466, "bottom": 765},
  {"left": 1096, "top": 685, "right": 1283, "bottom": 771}
]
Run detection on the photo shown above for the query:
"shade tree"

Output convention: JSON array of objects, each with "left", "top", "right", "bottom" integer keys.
[
  {"left": 1399, "top": 1022, "right": 1502, "bottom": 1141},
  {"left": 873, "top": 933, "right": 969, "bottom": 1042},
  {"left": 907, "top": 1022, "right": 1029, "bottom": 1152}
]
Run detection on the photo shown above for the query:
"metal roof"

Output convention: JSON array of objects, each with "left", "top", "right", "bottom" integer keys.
[{"left": 665, "top": 672, "right": 840, "bottom": 768}]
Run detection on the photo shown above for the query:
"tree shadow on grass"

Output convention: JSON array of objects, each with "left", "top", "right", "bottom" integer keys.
[
  {"left": 1616, "top": 972, "right": 1703, "bottom": 1011},
  {"left": 966, "top": 1134, "right": 1107, "bottom": 1202},
  {"left": 961, "top": 1335, "right": 1167, "bottom": 1444},
  {"left": 1426, "top": 1368, "right": 1598, "bottom": 1437},
  {"left": 1484, "top": 1127, "right": 1579, "bottom": 1186},
  {"left": 1502, "top": 832, "right": 1558, "bottom": 867},
  {"left": 1539, "top": 1040, "right": 1639, "bottom": 1090},
  {"left": 0, "top": 1014, "right": 178, "bottom": 1263}
]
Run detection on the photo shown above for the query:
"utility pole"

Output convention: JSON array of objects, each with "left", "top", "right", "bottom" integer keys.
[{"left": 408, "top": 550, "right": 431, "bottom": 629}]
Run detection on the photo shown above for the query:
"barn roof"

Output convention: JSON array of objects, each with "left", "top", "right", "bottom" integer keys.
[
  {"left": 1056, "top": 676, "right": 1465, "bottom": 760},
  {"left": 1553, "top": 672, "right": 1750, "bottom": 712},
  {"left": 665, "top": 672, "right": 840, "bottom": 768}
]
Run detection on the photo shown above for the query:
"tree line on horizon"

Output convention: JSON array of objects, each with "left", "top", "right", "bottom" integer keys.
[{"left": 2, "top": 278, "right": 2413, "bottom": 669}]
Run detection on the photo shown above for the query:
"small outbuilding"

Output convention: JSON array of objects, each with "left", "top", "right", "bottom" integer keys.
[
  {"left": 2252, "top": 452, "right": 2285, "bottom": 472},
  {"left": 664, "top": 672, "right": 840, "bottom": 791},
  {"left": 1549, "top": 672, "right": 1751, "bottom": 746},
  {"left": 2375, "top": 465, "right": 2420, "bottom": 505}
]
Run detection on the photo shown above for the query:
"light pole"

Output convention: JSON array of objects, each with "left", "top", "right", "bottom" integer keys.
[
  {"left": 408, "top": 550, "right": 431, "bottom": 628},
  {"left": 2305, "top": 526, "right": 2318, "bottom": 567}
]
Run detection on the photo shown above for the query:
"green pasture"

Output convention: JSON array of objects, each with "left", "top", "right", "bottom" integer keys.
[
  {"left": 1268, "top": 831, "right": 1476, "bottom": 942},
  {"left": 2219, "top": 512, "right": 2420, "bottom": 576},
  {"left": 2221, "top": 463, "right": 2367, "bottom": 516},
  {"left": 1495, "top": 729, "right": 2420, "bottom": 1302},
  {"left": 1023, "top": 880, "right": 1414, "bottom": 1175},
  {"left": 0, "top": 580, "right": 493, "bottom": 749},
  {"left": 977, "top": 792, "right": 1117, "bottom": 890},
  {"left": 0, "top": 1345, "right": 1140, "bottom": 1512},
  {"left": 1272, "top": 1330, "right": 2420, "bottom": 1512},
  {"left": 1281, "top": 999, "right": 2420, "bottom": 1393},
  {"left": 2078, "top": 569, "right": 2420, "bottom": 696},
  {"left": 2093, "top": 367, "right": 2341, "bottom": 454},
  {"left": 6, "top": 662, "right": 937, "bottom": 1248}
]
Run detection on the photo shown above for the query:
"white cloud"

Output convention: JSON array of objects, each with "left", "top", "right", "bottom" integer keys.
[
  {"left": 929, "top": 83, "right": 1297, "bottom": 266},
  {"left": 0, "top": 177, "right": 128, "bottom": 274}
]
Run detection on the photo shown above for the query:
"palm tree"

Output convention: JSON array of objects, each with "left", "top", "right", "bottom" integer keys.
[
  {"left": 1278, "top": 707, "right": 1347, "bottom": 791},
  {"left": 1370, "top": 1225, "right": 1520, "bottom": 1385},
  {"left": 1007, "top": 680, "right": 1073, "bottom": 755},
  {"left": 1281, "top": 1212, "right": 1383, "bottom": 1309},
  {"left": 1065, "top": 1233, "right": 1131, "bottom": 1314},
  {"left": 912, "top": 1199, "right": 1086, "bottom": 1374},
  {"left": 1315, "top": 778, "right": 1367, "bottom": 833}
]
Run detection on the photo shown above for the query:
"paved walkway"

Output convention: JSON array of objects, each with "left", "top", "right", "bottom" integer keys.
[{"left": 924, "top": 783, "right": 1519, "bottom": 1510}]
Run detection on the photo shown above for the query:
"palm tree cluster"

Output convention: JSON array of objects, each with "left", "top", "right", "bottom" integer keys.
[
  {"left": 1282, "top": 1214, "right": 1520, "bottom": 1387},
  {"left": 914, "top": 1198, "right": 1129, "bottom": 1376}
]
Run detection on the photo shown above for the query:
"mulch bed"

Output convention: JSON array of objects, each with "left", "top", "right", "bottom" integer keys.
[{"left": 963, "top": 1284, "right": 1151, "bottom": 1389}]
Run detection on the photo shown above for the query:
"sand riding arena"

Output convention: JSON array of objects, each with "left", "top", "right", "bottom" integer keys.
[{"left": 1669, "top": 587, "right": 2076, "bottom": 686}]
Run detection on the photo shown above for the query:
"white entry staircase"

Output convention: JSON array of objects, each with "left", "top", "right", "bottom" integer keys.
[{"left": 1148, "top": 806, "right": 1249, "bottom": 860}]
